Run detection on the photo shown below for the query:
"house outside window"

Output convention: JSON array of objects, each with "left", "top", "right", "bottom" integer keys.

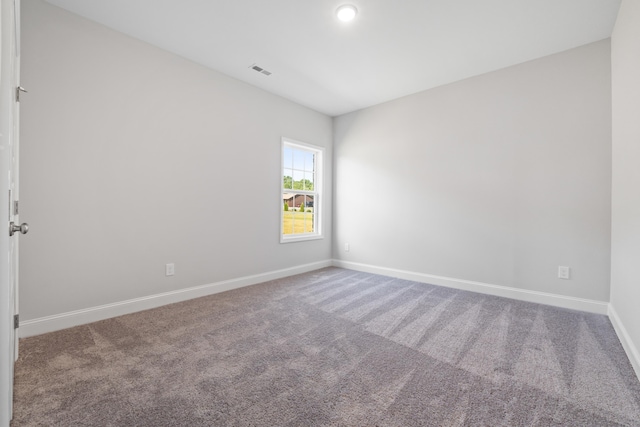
[{"left": 281, "top": 138, "right": 323, "bottom": 242}]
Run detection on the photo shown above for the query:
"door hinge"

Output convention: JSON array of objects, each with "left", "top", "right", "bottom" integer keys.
[
  {"left": 16, "top": 86, "right": 27, "bottom": 102},
  {"left": 14, "top": 200, "right": 19, "bottom": 215},
  {"left": 14, "top": 314, "right": 19, "bottom": 329}
]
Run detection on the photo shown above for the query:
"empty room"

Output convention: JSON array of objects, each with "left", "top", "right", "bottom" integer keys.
[{"left": 1, "top": 0, "right": 640, "bottom": 425}]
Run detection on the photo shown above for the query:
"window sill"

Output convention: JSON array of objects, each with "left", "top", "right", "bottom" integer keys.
[{"left": 280, "top": 234, "right": 324, "bottom": 244}]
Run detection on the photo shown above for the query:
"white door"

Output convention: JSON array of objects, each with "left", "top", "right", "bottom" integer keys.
[
  {"left": 1, "top": 0, "right": 22, "bottom": 425},
  {"left": 9, "top": 0, "right": 20, "bottom": 364}
]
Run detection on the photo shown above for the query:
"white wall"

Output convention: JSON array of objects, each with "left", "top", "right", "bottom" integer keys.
[
  {"left": 334, "top": 40, "right": 612, "bottom": 303},
  {"left": 611, "top": 0, "right": 640, "bottom": 375},
  {"left": 19, "top": 0, "right": 332, "bottom": 323}
]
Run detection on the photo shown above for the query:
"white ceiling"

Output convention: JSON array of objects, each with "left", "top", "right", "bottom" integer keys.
[{"left": 43, "top": 0, "right": 621, "bottom": 117}]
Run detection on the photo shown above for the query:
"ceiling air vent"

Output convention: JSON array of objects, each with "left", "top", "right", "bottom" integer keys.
[{"left": 249, "top": 64, "right": 272, "bottom": 76}]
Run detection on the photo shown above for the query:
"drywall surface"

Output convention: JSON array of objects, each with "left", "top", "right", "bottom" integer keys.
[
  {"left": 333, "top": 40, "right": 612, "bottom": 302},
  {"left": 20, "top": 0, "right": 332, "bottom": 321},
  {"left": 611, "top": 0, "right": 640, "bottom": 369}
]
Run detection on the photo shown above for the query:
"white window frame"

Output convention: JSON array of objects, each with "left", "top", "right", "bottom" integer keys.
[{"left": 280, "top": 138, "right": 323, "bottom": 243}]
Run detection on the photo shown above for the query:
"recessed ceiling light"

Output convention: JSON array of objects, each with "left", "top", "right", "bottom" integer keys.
[{"left": 336, "top": 4, "right": 358, "bottom": 22}]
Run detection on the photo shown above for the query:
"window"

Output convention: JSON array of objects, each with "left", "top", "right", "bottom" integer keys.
[{"left": 281, "top": 138, "right": 323, "bottom": 242}]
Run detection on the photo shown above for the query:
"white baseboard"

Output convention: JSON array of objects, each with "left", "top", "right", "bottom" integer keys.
[
  {"left": 19, "top": 260, "right": 333, "bottom": 338},
  {"left": 332, "top": 260, "right": 609, "bottom": 315},
  {"left": 608, "top": 304, "right": 640, "bottom": 380}
]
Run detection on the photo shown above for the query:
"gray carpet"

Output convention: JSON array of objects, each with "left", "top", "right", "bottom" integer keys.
[{"left": 11, "top": 267, "right": 640, "bottom": 426}]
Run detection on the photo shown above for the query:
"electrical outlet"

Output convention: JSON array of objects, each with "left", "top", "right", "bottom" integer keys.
[
  {"left": 166, "top": 263, "right": 175, "bottom": 276},
  {"left": 345, "top": 242, "right": 350, "bottom": 252},
  {"left": 558, "top": 266, "right": 570, "bottom": 280}
]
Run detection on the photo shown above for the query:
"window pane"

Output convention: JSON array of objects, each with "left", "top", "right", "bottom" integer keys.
[
  {"left": 305, "top": 212, "right": 314, "bottom": 233},
  {"left": 304, "top": 152, "right": 315, "bottom": 172},
  {"left": 293, "top": 149, "right": 305, "bottom": 171},
  {"left": 304, "top": 194, "right": 314, "bottom": 210},
  {"left": 283, "top": 147, "right": 293, "bottom": 169},
  {"left": 301, "top": 196, "right": 313, "bottom": 232},
  {"left": 293, "top": 208, "right": 303, "bottom": 233},
  {"left": 292, "top": 170, "right": 304, "bottom": 190},
  {"left": 282, "top": 194, "right": 295, "bottom": 234},
  {"left": 299, "top": 196, "right": 313, "bottom": 233},
  {"left": 304, "top": 172, "right": 314, "bottom": 191},
  {"left": 283, "top": 193, "right": 292, "bottom": 211},
  {"left": 283, "top": 169, "right": 293, "bottom": 189}
]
